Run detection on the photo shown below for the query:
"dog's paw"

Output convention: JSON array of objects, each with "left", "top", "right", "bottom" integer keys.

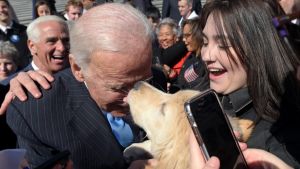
[
  {"left": 237, "top": 119, "right": 254, "bottom": 142},
  {"left": 124, "top": 142, "right": 153, "bottom": 163},
  {"left": 228, "top": 117, "right": 254, "bottom": 142}
]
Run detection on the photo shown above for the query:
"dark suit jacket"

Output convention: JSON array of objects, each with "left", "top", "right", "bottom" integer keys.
[
  {"left": 123, "top": 0, "right": 152, "bottom": 13},
  {"left": 7, "top": 68, "right": 126, "bottom": 169},
  {"left": 162, "top": 0, "right": 181, "bottom": 22}
]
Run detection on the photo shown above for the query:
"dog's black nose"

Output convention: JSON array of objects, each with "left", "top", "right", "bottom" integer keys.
[{"left": 133, "top": 81, "right": 142, "bottom": 90}]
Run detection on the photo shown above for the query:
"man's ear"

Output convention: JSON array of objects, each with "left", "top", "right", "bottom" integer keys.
[
  {"left": 69, "top": 54, "right": 85, "bottom": 82},
  {"left": 188, "top": 3, "right": 193, "bottom": 11},
  {"left": 27, "top": 40, "right": 37, "bottom": 56}
]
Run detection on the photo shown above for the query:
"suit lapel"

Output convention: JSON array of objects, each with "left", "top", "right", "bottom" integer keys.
[{"left": 65, "top": 73, "right": 122, "bottom": 156}]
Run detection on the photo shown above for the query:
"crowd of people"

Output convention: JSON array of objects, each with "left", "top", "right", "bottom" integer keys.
[{"left": 0, "top": 0, "right": 300, "bottom": 169}]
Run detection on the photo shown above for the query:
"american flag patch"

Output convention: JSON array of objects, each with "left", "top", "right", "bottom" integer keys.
[{"left": 184, "top": 65, "right": 199, "bottom": 83}]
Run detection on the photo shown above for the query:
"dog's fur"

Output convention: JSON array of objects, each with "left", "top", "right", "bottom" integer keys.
[{"left": 125, "top": 82, "right": 253, "bottom": 169}]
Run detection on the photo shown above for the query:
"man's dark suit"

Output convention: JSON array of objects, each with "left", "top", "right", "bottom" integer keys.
[
  {"left": 162, "top": 0, "right": 181, "bottom": 22},
  {"left": 6, "top": 68, "right": 126, "bottom": 169},
  {"left": 162, "top": 0, "right": 202, "bottom": 23}
]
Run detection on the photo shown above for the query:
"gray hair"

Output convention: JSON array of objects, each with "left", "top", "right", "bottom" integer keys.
[
  {"left": 156, "top": 18, "right": 181, "bottom": 38},
  {"left": 179, "top": 0, "right": 193, "bottom": 6},
  {"left": 70, "top": 3, "right": 153, "bottom": 71},
  {"left": 0, "top": 41, "right": 19, "bottom": 66},
  {"left": 27, "top": 15, "right": 68, "bottom": 42}
]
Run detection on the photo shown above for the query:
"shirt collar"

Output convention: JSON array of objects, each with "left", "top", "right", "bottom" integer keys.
[
  {"left": 63, "top": 13, "right": 70, "bottom": 21},
  {"left": 0, "top": 21, "right": 13, "bottom": 34},
  {"left": 221, "top": 87, "right": 253, "bottom": 116},
  {"left": 31, "top": 61, "right": 39, "bottom": 71}
]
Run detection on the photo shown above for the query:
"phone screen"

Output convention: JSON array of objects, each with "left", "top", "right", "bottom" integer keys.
[{"left": 185, "top": 90, "right": 248, "bottom": 169}]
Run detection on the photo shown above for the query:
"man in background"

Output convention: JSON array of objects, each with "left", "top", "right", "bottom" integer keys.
[
  {"left": 178, "top": 0, "right": 198, "bottom": 26},
  {"left": 63, "top": 0, "right": 83, "bottom": 21}
]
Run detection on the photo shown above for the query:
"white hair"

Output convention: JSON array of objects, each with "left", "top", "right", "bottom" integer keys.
[
  {"left": 27, "top": 15, "right": 68, "bottom": 42},
  {"left": 70, "top": 3, "right": 153, "bottom": 71},
  {"left": 156, "top": 17, "right": 181, "bottom": 38}
]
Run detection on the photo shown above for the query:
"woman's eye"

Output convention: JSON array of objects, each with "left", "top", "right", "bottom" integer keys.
[{"left": 218, "top": 44, "right": 231, "bottom": 49}]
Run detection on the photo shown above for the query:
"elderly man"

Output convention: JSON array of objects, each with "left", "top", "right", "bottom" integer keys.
[
  {"left": 63, "top": 0, "right": 83, "bottom": 21},
  {"left": 178, "top": 0, "right": 198, "bottom": 27},
  {"left": 0, "top": 15, "right": 70, "bottom": 86},
  {"left": 27, "top": 15, "right": 70, "bottom": 74},
  {"left": 6, "top": 3, "right": 152, "bottom": 169},
  {"left": 0, "top": 15, "right": 69, "bottom": 153}
]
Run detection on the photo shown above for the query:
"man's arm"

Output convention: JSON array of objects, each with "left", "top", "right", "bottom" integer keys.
[
  {"left": 6, "top": 101, "right": 56, "bottom": 168},
  {"left": 0, "top": 70, "right": 54, "bottom": 115}
]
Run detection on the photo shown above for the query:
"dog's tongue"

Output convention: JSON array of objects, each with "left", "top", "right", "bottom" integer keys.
[
  {"left": 123, "top": 97, "right": 128, "bottom": 103},
  {"left": 111, "top": 111, "right": 128, "bottom": 117}
]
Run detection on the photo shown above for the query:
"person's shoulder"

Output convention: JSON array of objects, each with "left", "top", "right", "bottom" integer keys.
[
  {"left": 12, "top": 22, "right": 27, "bottom": 31},
  {"left": 53, "top": 68, "right": 75, "bottom": 81},
  {"left": 11, "top": 68, "right": 78, "bottom": 107}
]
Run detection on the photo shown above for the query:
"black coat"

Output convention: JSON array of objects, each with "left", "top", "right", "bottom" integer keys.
[
  {"left": 175, "top": 53, "right": 209, "bottom": 91},
  {"left": 221, "top": 88, "right": 300, "bottom": 168}
]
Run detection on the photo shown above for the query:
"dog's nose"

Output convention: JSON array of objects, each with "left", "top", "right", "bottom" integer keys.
[{"left": 133, "top": 81, "right": 143, "bottom": 90}]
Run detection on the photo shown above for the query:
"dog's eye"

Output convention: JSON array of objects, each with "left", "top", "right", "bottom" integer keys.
[{"left": 160, "top": 103, "right": 166, "bottom": 116}]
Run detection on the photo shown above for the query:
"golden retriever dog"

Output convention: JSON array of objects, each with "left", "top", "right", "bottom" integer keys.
[{"left": 124, "top": 81, "right": 253, "bottom": 169}]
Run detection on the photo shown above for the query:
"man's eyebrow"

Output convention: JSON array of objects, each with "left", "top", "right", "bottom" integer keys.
[{"left": 46, "top": 37, "right": 58, "bottom": 42}]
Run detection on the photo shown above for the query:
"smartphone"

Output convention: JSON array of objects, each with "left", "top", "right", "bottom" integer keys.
[{"left": 184, "top": 89, "right": 248, "bottom": 169}]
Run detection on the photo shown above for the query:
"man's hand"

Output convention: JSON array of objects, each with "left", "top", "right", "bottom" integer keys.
[{"left": 0, "top": 70, "right": 54, "bottom": 115}]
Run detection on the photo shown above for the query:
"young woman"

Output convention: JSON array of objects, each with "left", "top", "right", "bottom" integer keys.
[
  {"left": 174, "top": 18, "right": 209, "bottom": 91},
  {"left": 34, "top": 0, "right": 51, "bottom": 19},
  {"left": 200, "top": 0, "right": 300, "bottom": 167}
]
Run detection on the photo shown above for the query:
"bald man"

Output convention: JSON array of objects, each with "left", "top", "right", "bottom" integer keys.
[{"left": 7, "top": 3, "right": 152, "bottom": 169}]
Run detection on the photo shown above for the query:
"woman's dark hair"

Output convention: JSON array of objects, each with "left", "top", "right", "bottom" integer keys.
[
  {"left": 200, "top": 0, "right": 300, "bottom": 122},
  {"left": 34, "top": 0, "right": 51, "bottom": 19},
  {"left": 182, "top": 17, "right": 203, "bottom": 55},
  {"left": 145, "top": 6, "right": 161, "bottom": 24}
]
